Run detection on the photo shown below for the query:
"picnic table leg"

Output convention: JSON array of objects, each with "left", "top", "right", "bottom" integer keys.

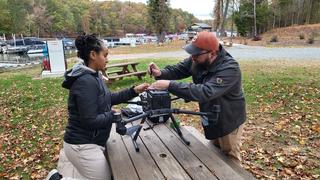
[
  {"left": 131, "top": 64, "right": 145, "bottom": 80},
  {"left": 120, "top": 65, "right": 130, "bottom": 80},
  {"left": 131, "top": 64, "right": 138, "bottom": 72}
]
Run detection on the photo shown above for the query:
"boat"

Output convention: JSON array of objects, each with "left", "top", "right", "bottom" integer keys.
[
  {"left": 27, "top": 44, "right": 47, "bottom": 54},
  {"left": 4, "top": 36, "right": 46, "bottom": 54},
  {"left": 4, "top": 35, "right": 28, "bottom": 54},
  {"left": 2, "top": 45, "right": 28, "bottom": 54}
]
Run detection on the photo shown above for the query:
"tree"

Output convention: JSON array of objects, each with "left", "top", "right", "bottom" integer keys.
[
  {"left": 0, "top": 0, "right": 11, "bottom": 35},
  {"left": 233, "top": 1, "right": 253, "bottom": 36},
  {"left": 45, "top": 0, "right": 75, "bottom": 36},
  {"left": 147, "top": 0, "right": 171, "bottom": 43},
  {"left": 7, "top": 0, "right": 33, "bottom": 34},
  {"left": 213, "top": 0, "right": 222, "bottom": 31},
  {"left": 32, "top": 3, "right": 52, "bottom": 37},
  {"left": 167, "top": 8, "right": 197, "bottom": 33},
  {"left": 219, "top": 0, "right": 231, "bottom": 37}
]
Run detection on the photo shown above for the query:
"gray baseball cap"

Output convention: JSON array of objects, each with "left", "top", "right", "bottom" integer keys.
[{"left": 183, "top": 43, "right": 203, "bottom": 55}]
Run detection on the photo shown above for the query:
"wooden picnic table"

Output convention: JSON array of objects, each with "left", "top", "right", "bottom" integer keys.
[
  {"left": 103, "top": 62, "right": 147, "bottom": 84},
  {"left": 107, "top": 122, "right": 255, "bottom": 180}
]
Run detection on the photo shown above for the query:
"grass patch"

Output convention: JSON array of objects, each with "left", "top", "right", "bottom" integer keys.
[{"left": 0, "top": 59, "right": 319, "bottom": 179}]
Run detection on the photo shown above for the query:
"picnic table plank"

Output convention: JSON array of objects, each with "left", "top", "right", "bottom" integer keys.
[
  {"left": 106, "top": 62, "right": 139, "bottom": 68},
  {"left": 183, "top": 126, "right": 256, "bottom": 180},
  {"left": 108, "top": 71, "right": 147, "bottom": 80},
  {"left": 152, "top": 123, "right": 218, "bottom": 180},
  {"left": 166, "top": 124, "right": 245, "bottom": 180},
  {"left": 138, "top": 123, "right": 192, "bottom": 180},
  {"left": 104, "top": 61, "right": 146, "bottom": 83},
  {"left": 122, "top": 133, "right": 165, "bottom": 180},
  {"left": 107, "top": 121, "right": 254, "bottom": 180},
  {"left": 107, "top": 125, "right": 139, "bottom": 180},
  {"left": 107, "top": 69, "right": 124, "bottom": 75}
]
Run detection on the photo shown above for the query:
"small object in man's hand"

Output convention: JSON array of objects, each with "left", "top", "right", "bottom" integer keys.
[{"left": 149, "top": 66, "right": 152, "bottom": 77}]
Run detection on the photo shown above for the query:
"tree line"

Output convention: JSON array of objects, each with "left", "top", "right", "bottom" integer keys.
[
  {"left": 0, "top": 0, "right": 198, "bottom": 38},
  {"left": 213, "top": 0, "right": 320, "bottom": 37}
]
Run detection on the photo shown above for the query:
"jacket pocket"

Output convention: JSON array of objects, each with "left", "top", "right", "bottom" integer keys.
[{"left": 208, "top": 104, "right": 220, "bottom": 125}]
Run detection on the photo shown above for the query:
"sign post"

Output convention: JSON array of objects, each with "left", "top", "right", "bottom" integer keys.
[{"left": 41, "top": 40, "right": 67, "bottom": 78}]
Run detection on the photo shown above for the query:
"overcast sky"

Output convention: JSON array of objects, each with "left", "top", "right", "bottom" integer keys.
[{"left": 102, "top": 0, "right": 214, "bottom": 20}]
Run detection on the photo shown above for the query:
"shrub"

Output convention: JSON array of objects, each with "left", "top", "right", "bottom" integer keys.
[
  {"left": 299, "top": 33, "right": 305, "bottom": 40},
  {"left": 252, "top": 35, "right": 262, "bottom": 41},
  {"left": 307, "top": 35, "right": 314, "bottom": 44},
  {"left": 270, "top": 35, "right": 278, "bottom": 42}
]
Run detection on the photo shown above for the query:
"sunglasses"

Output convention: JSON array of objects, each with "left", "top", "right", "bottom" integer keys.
[{"left": 192, "top": 51, "right": 211, "bottom": 58}]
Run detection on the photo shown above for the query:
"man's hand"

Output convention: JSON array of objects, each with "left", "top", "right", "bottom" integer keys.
[
  {"left": 134, "top": 83, "right": 150, "bottom": 94},
  {"left": 149, "top": 80, "right": 170, "bottom": 90},
  {"left": 148, "top": 62, "right": 161, "bottom": 77}
]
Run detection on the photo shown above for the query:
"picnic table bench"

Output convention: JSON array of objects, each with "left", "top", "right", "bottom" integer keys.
[
  {"left": 107, "top": 122, "right": 255, "bottom": 180},
  {"left": 103, "top": 62, "right": 147, "bottom": 84}
]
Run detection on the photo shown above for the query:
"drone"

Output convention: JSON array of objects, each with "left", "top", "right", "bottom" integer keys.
[{"left": 114, "top": 90, "right": 220, "bottom": 152}]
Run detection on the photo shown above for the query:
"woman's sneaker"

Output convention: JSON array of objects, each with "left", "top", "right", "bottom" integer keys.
[{"left": 45, "top": 169, "right": 62, "bottom": 180}]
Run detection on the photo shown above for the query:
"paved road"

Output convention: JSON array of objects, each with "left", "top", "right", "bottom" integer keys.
[{"left": 109, "top": 44, "right": 320, "bottom": 61}]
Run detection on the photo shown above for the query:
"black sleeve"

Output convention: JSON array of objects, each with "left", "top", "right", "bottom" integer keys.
[
  {"left": 111, "top": 87, "right": 138, "bottom": 105},
  {"left": 72, "top": 76, "right": 115, "bottom": 129},
  {"left": 156, "top": 58, "right": 192, "bottom": 80},
  {"left": 168, "top": 67, "right": 240, "bottom": 103}
]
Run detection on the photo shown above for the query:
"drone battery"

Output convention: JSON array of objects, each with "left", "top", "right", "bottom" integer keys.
[{"left": 141, "top": 90, "right": 171, "bottom": 123}]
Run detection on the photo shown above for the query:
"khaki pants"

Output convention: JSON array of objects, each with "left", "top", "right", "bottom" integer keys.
[
  {"left": 210, "top": 124, "right": 244, "bottom": 162},
  {"left": 59, "top": 141, "right": 111, "bottom": 180}
]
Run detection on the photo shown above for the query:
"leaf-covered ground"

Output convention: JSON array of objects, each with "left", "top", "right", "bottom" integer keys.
[
  {"left": 229, "top": 24, "right": 320, "bottom": 47},
  {"left": 0, "top": 59, "right": 319, "bottom": 179}
]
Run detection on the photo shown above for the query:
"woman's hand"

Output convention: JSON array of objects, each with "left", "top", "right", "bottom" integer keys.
[
  {"left": 134, "top": 83, "right": 150, "bottom": 94},
  {"left": 149, "top": 80, "right": 170, "bottom": 90}
]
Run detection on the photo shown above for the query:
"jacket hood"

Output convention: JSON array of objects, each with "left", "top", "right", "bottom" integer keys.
[{"left": 62, "top": 59, "right": 97, "bottom": 89}]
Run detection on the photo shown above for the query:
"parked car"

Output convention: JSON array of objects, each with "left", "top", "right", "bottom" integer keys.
[{"left": 61, "top": 38, "right": 75, "bottom": 49}]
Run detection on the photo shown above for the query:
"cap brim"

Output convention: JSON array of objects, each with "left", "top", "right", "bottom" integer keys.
[{"left": 183, "top": 43, "right": 203, "bottom": 55}]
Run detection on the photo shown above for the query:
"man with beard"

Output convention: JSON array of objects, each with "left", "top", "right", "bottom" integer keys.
[{"left": 148, "top": 31, "right": 246, "bottom": 163}]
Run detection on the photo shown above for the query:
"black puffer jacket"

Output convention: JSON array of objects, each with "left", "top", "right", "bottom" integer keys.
[
  {"left": 157, "top": 45, "right": 246, "bottom": 139},
  {"left": 62, "top": 62, "right": 138, "bottom": 146}
]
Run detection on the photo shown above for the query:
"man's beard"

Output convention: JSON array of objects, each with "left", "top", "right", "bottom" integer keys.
[{"left": 191, "top": 58, "right": 212, "bottom": 74}]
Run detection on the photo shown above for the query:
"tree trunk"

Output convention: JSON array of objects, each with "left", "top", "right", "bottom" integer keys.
[
  {"left": 230, "top": 0, "right": 235, "bottom": 42},
  {"left": 279, "top": 13, "right": 281, "bottom": 28},
  {"left": 219, "top": 0, "right": 230, "bottom": 37},
  {"left": 305, "top": 0, "right": 313, "bottom": 24},
  {"left": 253, "top": 0, "right": 257, "bottom": 36},
  {"left": 296, "top": 2, "right": 300, "bottom": 25},
  {"left": 157, "top": 31, "right": 166, "bottom": 44},
  {"left": 213, "top": 0, "right": 221, "bottom": 31},
  {"left": 291, "top": 2, "right": 295, "bottom": 26},
  {"left": 273, "top": 13, "right": 276, "bottom": 29}
]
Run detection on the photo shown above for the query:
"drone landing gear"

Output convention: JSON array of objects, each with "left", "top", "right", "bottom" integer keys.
[
  {"left": 130, "top": 115, "right": 190, "bottom": 152},
  {"left": 169, "top": 114, "right": 190, "bottom": 146}
]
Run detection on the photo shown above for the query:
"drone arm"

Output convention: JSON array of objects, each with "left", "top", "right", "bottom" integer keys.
[
  {"left": 125, "top": 101, "right": 146, "bottom": 106},
  {"left": 123, "top": 112, "right": 150, "bottom": 124},
  {"left": 173, "top": 109, "right": 209, "bottom": 116}
]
